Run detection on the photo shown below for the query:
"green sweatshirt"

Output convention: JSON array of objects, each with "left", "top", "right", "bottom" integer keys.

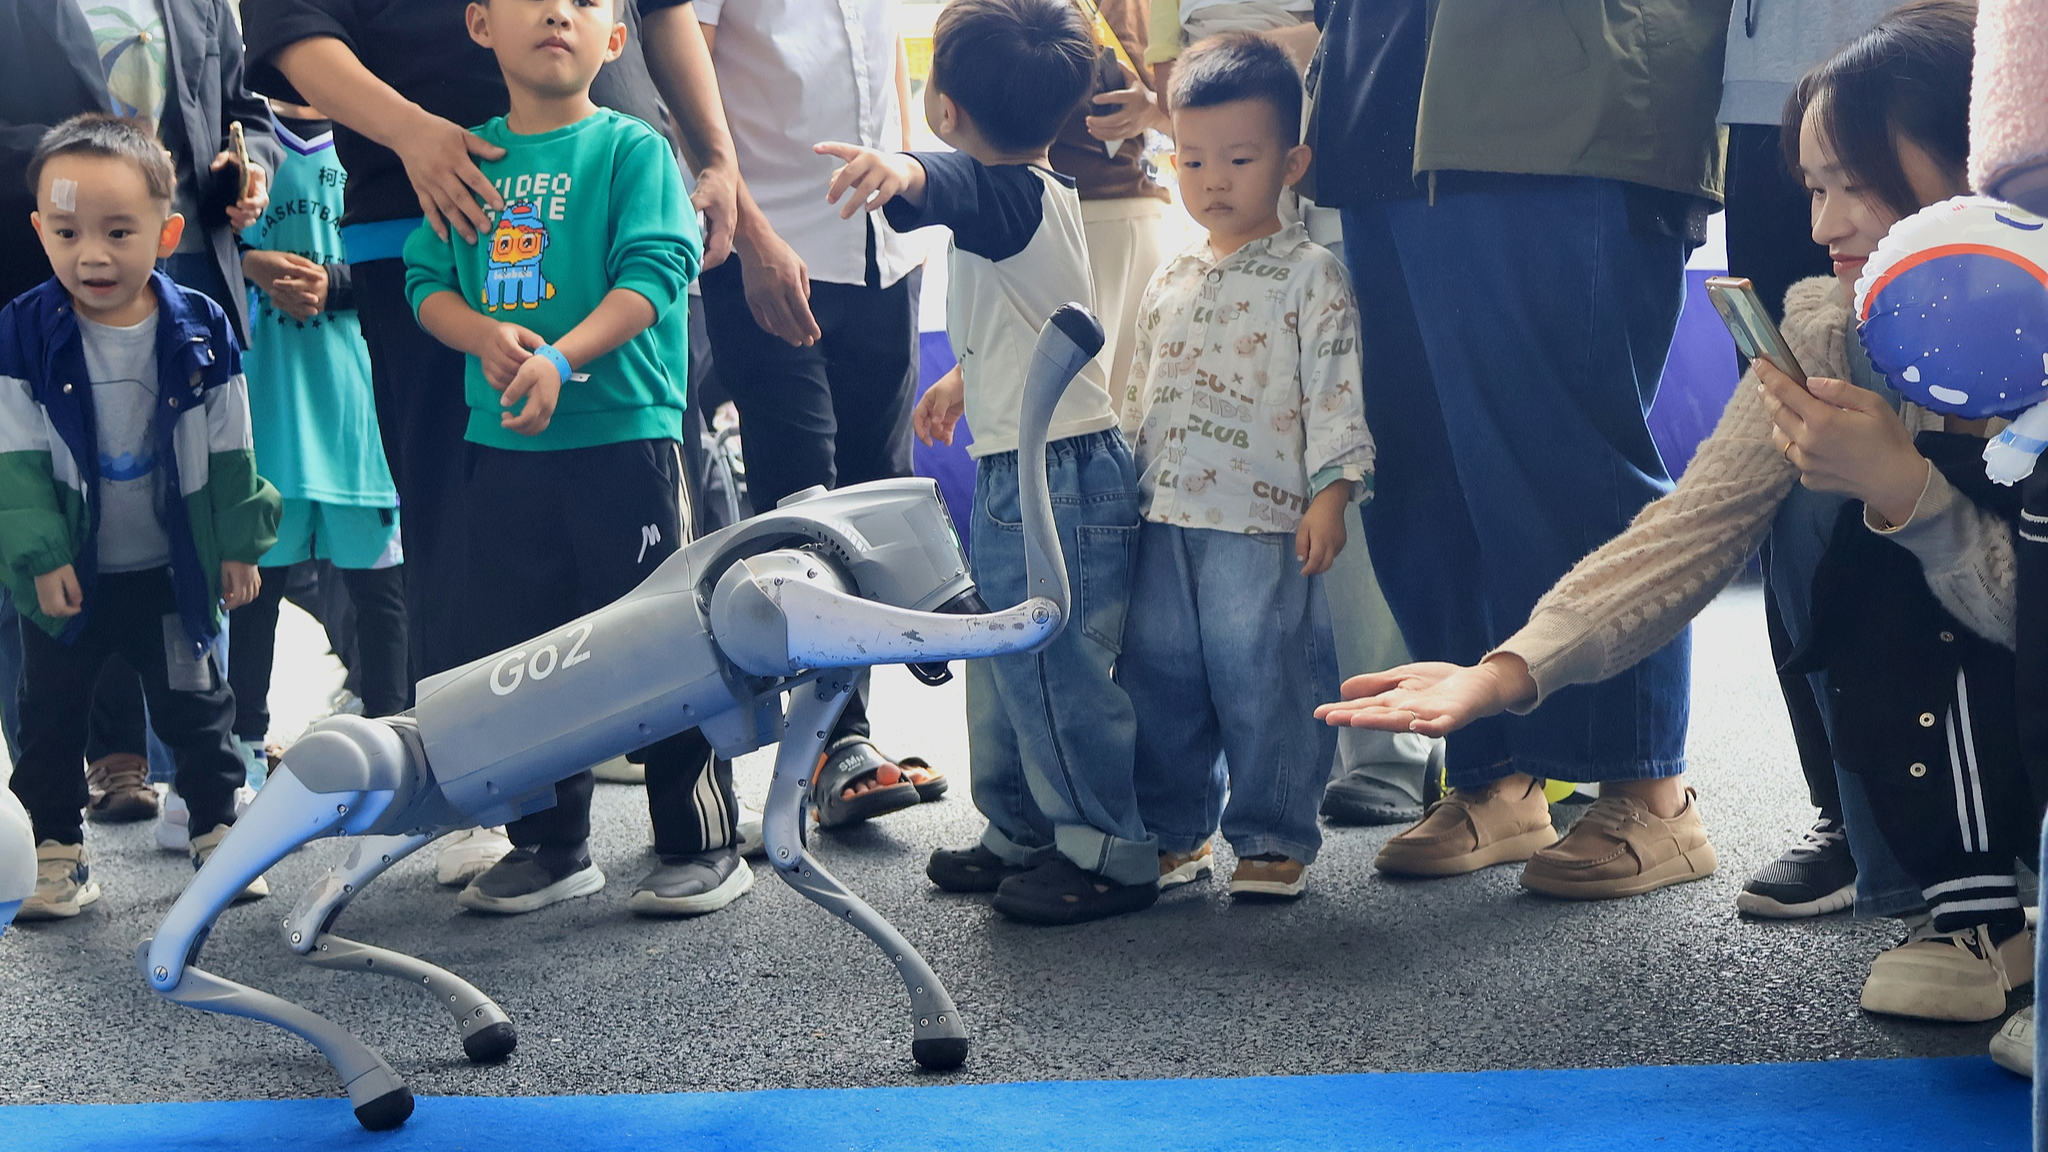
[{"left": 403, "top": 109, "right": 701, "bottom": 451}]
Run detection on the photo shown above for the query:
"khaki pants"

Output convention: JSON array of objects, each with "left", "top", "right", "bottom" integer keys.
[{"left": 1080, "top": 196, "right": 1172, "bottom": 419}]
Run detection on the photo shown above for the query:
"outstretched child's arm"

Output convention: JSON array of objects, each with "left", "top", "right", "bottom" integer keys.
[{"left": 816, "top": 142, "right": 928, "bottom": 217}]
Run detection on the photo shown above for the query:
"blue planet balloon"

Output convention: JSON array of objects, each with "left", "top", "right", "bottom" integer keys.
[{"left": 1855, "top": 196, "right": 2048, "bottom": 420}]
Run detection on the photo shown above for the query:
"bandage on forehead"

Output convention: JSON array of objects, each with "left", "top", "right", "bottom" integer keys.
[{"left": 50, "top": 179, "right": 77, "bottom": 211}]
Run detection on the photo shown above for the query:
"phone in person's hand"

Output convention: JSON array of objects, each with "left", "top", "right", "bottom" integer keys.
[
  {"left": 1705, "top": 276, "right": 1807, "bottom": 387},
  {"left": 227, "top": 120, "right": 252, "bottom": 200}
]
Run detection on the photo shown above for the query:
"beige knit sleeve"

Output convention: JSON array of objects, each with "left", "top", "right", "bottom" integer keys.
[
  {"left": 1492, "top": 372, "right": 1800, "bottom": 709},
  {"left": 1869, "top": 466, "right": 2020, "bottom": 649}
]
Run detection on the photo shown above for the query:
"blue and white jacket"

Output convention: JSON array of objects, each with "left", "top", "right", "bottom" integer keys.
[{"left": 0, "top": 272, "right": 279, "bottom": 649}]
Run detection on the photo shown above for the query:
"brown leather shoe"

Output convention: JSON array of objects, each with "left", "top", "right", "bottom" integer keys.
[
  {"left": 1373, "top": 778, "right": 1558, "bottom": 877},
  {"left": 1519, "top": 788, "right": 1717, "bottom": 900},
  {"left": 85, "top": 753, "right": 158, "bottom": 823}
]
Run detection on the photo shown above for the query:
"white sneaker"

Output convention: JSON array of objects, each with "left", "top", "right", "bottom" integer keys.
[
  {"left": 153, "top": 784, "right": 255, "bottom": 852},
  {"left": 738, "top": 806, "right": 764, "bottom": 859},
  {"left": 591, "top": 756, "right": 645, "bottom": 785},
  {"left": 1991, "top": 1006, "right": 2034, "bottom": 1078},
  {"left": 436, "top": 826, "right": 513, "bottom": 887},
  {"left": 1861, "top": 921, "right": 2034, "bottom": 1022},
  {"left": 189, "top": 827, "right": 270, "bottom": 902}
]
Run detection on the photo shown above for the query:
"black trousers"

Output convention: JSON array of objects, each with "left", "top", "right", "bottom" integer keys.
[
  {"left": 230, "top": 561, "right": 409, "bottom": 743},
  {"left": 697, "top": 259, "right": 921, "bottom": 742},
  {"left": 355, "top": 258, "right": 472, "bottom": 685},
  {"left": 10, "top": 569, "right": 244, "bottom": 844},
  {"left": 464, "top": 439, "right": 737, "bottom": 855},
  {"left": 1726, "top": 122, "right": 1841, "bottom": 817}
]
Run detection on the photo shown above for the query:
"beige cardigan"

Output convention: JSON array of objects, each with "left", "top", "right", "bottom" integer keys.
[{"left": 1494, "top": 276, "right": 2019, "bottom": 708}]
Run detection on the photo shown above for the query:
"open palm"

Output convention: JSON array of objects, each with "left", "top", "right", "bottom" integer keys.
[{"left": 1313, "top": 661, "right": 1520, "bottom": 738}]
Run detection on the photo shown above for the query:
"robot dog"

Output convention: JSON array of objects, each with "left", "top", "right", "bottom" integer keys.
[{"left": 140, "top": 304, "right": 1105, "bottom": 1130}]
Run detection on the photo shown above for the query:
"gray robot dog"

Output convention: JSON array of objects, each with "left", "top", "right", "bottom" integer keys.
[{"left": 140, "top": 304, "right": 1105, "bottom": 1130}]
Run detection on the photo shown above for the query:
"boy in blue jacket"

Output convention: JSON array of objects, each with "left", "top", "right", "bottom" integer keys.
[{"left": 0, "top": 115, "right": 279, "bottom": 920}]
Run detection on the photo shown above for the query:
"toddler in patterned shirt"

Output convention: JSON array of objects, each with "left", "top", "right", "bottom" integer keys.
[{"left": 1119, "top": 33, "right": 1373, "bottom": 901}]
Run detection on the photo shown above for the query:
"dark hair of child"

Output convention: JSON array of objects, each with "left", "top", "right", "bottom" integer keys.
[
  {"left": 27, "top": 113, "right": 178, "bottom": 206},
  {"left": 1780, "top": 0, "right": 1974, "bottom": 219},
  {"left": 1170, "top": 33, "right": 1304, "bottom": 144},
  {"left": 930, "top": 0, "right": 1096, "bottom": 154}
]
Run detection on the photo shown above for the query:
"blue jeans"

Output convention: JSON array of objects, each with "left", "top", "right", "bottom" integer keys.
[
  {"left": 966, "top": 430, "right": 1155, "bottom": 886},
  {"left": 1343, "top": 176, "right": 1690, "bottom": 788},
  {"left": 1766, "top": 482, "right": 1927, "bottom": 918},
  {"left": 1124, "top": 522, "right": 1339, "bottom": 864}
]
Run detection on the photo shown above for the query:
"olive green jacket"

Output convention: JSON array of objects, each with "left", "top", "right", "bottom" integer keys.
[{"left": 1414, "top": 0, "right": 1735, "bottom": 201}]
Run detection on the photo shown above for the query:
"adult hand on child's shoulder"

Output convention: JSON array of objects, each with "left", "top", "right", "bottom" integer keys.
[
  {"left": 478, "top": 323, "right": 545, "bottom": 391},
  {"left": 398, "top": 113, "right": 508, "bottom": 244},
  {"left": 499, "top": 353, "right": 562, "bottom": 436},
  {"left": 220, "top": 562, "right": 260, "bottom": 611},
  {"left": 33, "top": 565, "right": 82, "bottom": 618}
]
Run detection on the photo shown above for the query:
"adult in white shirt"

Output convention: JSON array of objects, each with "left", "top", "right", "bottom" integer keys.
[{"left": 683, "top": 0, "right": 944, "bottom": 823}]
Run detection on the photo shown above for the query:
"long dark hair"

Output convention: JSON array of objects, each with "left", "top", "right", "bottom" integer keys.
[{"left": 1781, "top": 0, "right": 1975, "bottom": 218}]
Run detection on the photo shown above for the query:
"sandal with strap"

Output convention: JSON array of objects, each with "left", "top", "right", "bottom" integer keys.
[
  {"left": 897, "top": 756, "right": 949, "bottom": 802},
  {"left": 809, "top": 736, "right": 922, "bottom": 828}
]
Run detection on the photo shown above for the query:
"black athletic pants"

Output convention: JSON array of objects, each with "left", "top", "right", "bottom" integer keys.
[
  {"left": 464, "top": 439, "right": 737, "bottom": 856},
  {"left": 10, "top": 569, "right": 244, "bottom": 844},
  {"left": 230, "top": 562, "right": 409, "bottom": 743},
  {"left": 697, "top": 255, "right": 921, "bottom": 742},
  {"left": 1726, "top": 122, "right": 1841, "bottom": 817}
]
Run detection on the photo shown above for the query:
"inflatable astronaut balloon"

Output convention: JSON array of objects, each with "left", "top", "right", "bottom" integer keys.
[{"left": 1855, "top": 195, "right": 2048, "bottom": 485}]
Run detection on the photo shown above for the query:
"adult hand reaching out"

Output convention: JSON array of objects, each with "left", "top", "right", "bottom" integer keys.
[
  {"left": 1756, "top": 358, "right": 1930, "bottom": 527},
  {"left": 1314, "top": 655, "right": 1538, "bottom": 737}
]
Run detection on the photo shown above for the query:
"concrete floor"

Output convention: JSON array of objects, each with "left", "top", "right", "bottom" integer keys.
[{"left": 0, "top": 586, "right": 2022, "bottom": 1106}]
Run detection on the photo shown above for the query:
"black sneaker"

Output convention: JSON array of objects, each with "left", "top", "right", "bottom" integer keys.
[
  {"left": 1736, "top": 816, "right": 1856, "bottom": 919},
  {"left": 1320, "top": 772, "right": 1425, "bottom": 826},
  {"left": 991, "top": 856, "right": 1158, "bottom": 925},
  {"left": 457, "top": 844, "right": 605, "bottom": 914},
  {"left": 927, "top": 843, "right": 1027, "bottom": 893},
  {"left": 627, "top": 846, "right": 754, "bottom": 917}
]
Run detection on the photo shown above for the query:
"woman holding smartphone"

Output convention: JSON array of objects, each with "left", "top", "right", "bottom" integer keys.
[{"left": 1324, "top": 0, "right": 2037, "bottom": 1062}]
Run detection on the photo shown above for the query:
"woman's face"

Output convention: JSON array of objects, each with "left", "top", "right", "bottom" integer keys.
[{"left": 1799, "top": 107, "right": 1967, "bottom": 293}]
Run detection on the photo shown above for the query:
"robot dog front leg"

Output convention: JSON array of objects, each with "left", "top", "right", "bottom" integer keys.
[
  {"left": 764, "top": 670, "right": 971, "bottom": 1070},
  {"left": 141, "top": 716, "right": 427, "bottom": 1129},
  {"left": 285, "top": 832, "right": 520, "bottom": 1064}
]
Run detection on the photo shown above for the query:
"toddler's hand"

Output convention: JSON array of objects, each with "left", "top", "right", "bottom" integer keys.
[
  {"left": 1295, "top": 482, "right": 1352, "bottom": 576},
  {"left": 816, "top": 141, "right": 918, "bottom": 219},
  {"left": 914, "top": 365, "right": 965, "bottom": 446},
  {"left": 478, "top": 322, "right": 545, "bottom": 391},
  {"left": 34, "top": 564, "right": 82, "bottom": 618},
  {"left": 500, "top": 353, "right": 562, "bottom": 436},
  {"left": 220, "top": 561, "right": 261, "bottom": 610}
]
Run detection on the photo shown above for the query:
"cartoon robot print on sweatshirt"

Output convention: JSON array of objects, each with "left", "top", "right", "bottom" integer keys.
[{"left": 483, "top": 201, "right": 557, "bottom": 312}]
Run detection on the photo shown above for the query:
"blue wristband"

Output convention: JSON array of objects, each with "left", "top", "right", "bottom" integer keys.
[{"left": 533, "top": 343, "right": 573, "bottom": 385}]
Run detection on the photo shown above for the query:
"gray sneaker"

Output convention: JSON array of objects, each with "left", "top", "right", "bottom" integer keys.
[
  {"left": 627, "top": 847, "right": 754, "bottom": 917},
  {"left": 457, "top": 845, "right": 605, "bottom": 914}
]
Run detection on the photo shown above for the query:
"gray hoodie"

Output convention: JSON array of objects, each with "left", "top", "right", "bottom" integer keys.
[{"left": 1718, "top": 0, "right": 1896, "bottom": 126}]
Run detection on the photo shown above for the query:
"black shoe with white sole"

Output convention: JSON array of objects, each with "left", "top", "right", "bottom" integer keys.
[
  {"left": 1736, "top": 815, "right": 1856, "bottom": 918},
  {"left": 627, "top": 846, "right": 754, "bottom": 917},
  {"left": 457, "top": 844, "right": 606, "bottom": 914}
]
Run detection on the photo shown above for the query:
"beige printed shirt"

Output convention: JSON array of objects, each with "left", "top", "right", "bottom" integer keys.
[{"left": 1121, "top": 223, "right": 1374, "bottom": 534}]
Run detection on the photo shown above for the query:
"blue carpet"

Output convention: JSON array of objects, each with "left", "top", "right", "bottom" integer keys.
[{"left": 4, "top": 1057, "right": 2026, "bottom": 1152}]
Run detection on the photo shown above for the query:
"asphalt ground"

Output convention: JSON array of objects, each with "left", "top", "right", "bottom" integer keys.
[{"left": 0, "top": 585, "right": 2022, "bottom": 1106}]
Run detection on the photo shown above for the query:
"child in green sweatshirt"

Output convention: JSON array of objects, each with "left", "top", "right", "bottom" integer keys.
[{"left": 401, "top": 0, "right": 741, "bottom": 919}]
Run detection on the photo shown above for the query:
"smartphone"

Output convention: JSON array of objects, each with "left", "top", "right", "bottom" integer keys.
[
  {"left": 227, "top": 120, "right": 252, "bottom": 199},
  {"left": 1705, "top": 276, "right": 1806, "bottom": 386}
]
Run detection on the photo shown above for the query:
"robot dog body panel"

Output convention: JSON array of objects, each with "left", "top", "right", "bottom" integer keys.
[{"left": 138, "top": 306, "right": 1107, "bottom": 1130}]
